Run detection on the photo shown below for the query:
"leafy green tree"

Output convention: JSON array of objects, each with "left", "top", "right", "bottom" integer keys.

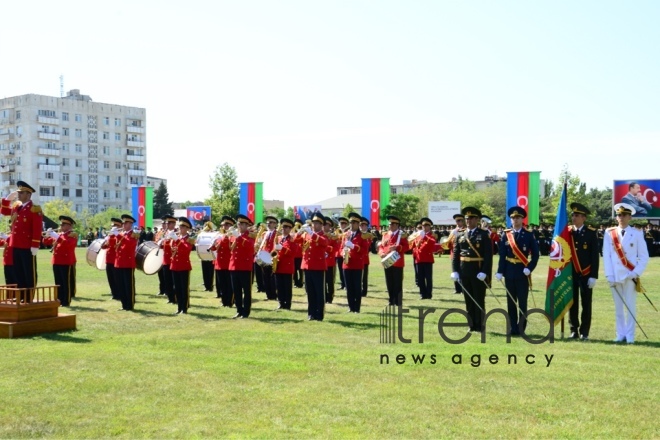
[
  {"left": 382, "top": 194, "right": 420, "bottom": 227},
  {"left": 43, "top": 199, "right": 77, "bottom": 232},
  {"left": 267, "top": 206, "right": 286, "bottom": 219},
  {"left": 205, "top": 163, "right": 239, "bottom": 225},
  {"left": 342, "top": 204, "right": 355, "bottom": 218},
  {"left": 153, "top": 181, "right": 173, "bottom": 218}
]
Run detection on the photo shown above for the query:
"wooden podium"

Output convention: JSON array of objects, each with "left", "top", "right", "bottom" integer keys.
[{"left": 0, "top": 285, "right": 76, "bottom": 338}]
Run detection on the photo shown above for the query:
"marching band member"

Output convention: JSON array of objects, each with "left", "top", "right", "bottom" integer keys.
[
  {"left": 0, "top": 229, "right": 14, "bottom": 285},
  {"left": 156, "top": 215, "right": 178, "bottom": 304},
  {"left": 229, "top": 214, "right": 255, "bottom": 319},
  {"left": 411, "top": 217, "right": 436, "bottom": 300},
  {"left": 378, "top": 215, "right": 409, "bottom": 306},
  {"left": 273, "top": 218, "right": 298, "bottom": 310},
  {"left": 412, "top": 221, "right": 422, "bottom": 287},
  {"left": 495, "top": 206, "right": 539, "bottom": 336},
  {"left": 252, "top": 222, "right": 266, "bottom": 295},
  {"left": 209, "top": 215, "right": 235, "bottom": 307},
  {"left": 359, "top": 217, "right": 373, "bottom": 297},
  {"left": 42, "top": 216, "right": 78, "bottom": 307},
  {"left": 200, "top": 221, "right": 216, "bottom": 292},
  {"left": 0, "top": 181, "right": 42, "bottom": 300},
  {"left": 449, "top": 213, "right": 466, "bottom": 294},
  {"left": 114, "top": 214, "right": 141, "bottom": 311},
  {"left": 292, "top": 219, "right": 305, "bottom": 288},
  {"left": 101, "top": 217, "right": 123, "bottom": 300},
  {"left": 323, "top": 216, "right": 339, "bottom": 304},
  {"left": 300, "top": 212, "right": 328, "bottom": 321},
  {"left": 604, "top": 203, "right": 649, "bottom": 344},
  {"left": 335, "top": 216, "right": 348, "bottom": 290},
  {"left": 260, "top": 216, "right": 279, "bottom": 301},
  {"left": 170, "top": 217, "right": 195, "bottom": 314},
  {"left": 451, "top": 207, "right": 493, "bottom": 333},
  {"left": 343, "top": 212, "right": 368, "bottom": 313}
]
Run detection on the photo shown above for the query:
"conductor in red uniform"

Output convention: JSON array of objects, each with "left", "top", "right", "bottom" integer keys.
[
  {"left": 1, "top": 181, "right": 43, "bottom": 300},
  {"left": 114, "top": 214, "right": 140, "bottom": 311},
  {"left": 229, "top": 214, "right": 255, "bottom": 319},
  {"left": 42, "top": 216, "right": 78, "bottom": 306},
  {"left": 170, "top": 217, "right": 195, "bottom": 314}
]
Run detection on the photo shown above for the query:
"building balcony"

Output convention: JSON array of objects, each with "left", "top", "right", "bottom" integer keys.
[
  {"left": 1, "top": 165, "right": 15, "bottom": 173},
  {"left": 38, "top": 164, "right": 61, "bottom": 172},
  {"left": 127, "top": 169, "right": 146, "bottom": 176},
  {"left": 0, "top": 133, "right": 14, "bottom": 141},
  {"left": 126, "top": 125, "right": 145, "bottom": 134},
  {"left": 127, "top": 140, "right": 145, "bottom": 147},
  {"left": 37, "top": 116, "right": 59, "bottom": 125},
  {"left": 1, "top": 180, "right": 10, "bottom": 187},
  {"left": 38, "top": 196, "right": 57, "bottom": 202},
  {"left": 38, "top": 148, "right": 60, "bottom": 156},
  {"left": 126, "top": 154, "right": 145, "bottom": 162},
  {"left": 0, "top": 118, "right": 14, "bottom": 125},
  {"left": 38, "top": 132, "right": 61, "bottom": 141},
  {"left": 38, "top": 179, "right": 59, "bottom": 187}
]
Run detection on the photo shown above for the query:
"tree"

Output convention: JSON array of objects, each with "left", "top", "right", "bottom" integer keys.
[
  {"left": 382, "top": 194, "right": 420, "bottom": 227},
  {"left": 153, "top": 181, "right": 173, "bottom": 218},
  {"left": 342, "top": 204, "right": 355, "bottom": 218},
  {"left": 43, "top": 199, "right": 77, "bottom": 232},
  {"left": 205, "top": 163, "right": 239, "bottom": 225}
]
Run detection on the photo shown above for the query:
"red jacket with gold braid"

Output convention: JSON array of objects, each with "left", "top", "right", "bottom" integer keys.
[
  {"left": 378, "top": 229, "right": 409, "bottom": 268},
  {"left": 102, "top": 235, "right": 119, "bottom": 265},
  {"left": 325, "top": 233, "right": 339, "bottom": 268},
  {"left": 301, "top": 231, "right": 328, "bottom": 271},
  {"left": 43, "top": 231, "right": 78, "bottom": 265},
  {"left": 342, "top": 230, "right": 368, "bottom": 270},
  {"left": 114, "top": 230, "right": 140, "bottom": 269},
  {"left": 229, "top": 231, "right": 255, "bottom": 271},
  {"left": 274, "top": 234, "right": 298, "bottom": 275},
  {"left": 210, "top": 234, "right": 231, "bottom": 271},
  {"left": 0, "top": 237, "right": 13, "bottom": 266},
  {"left": 1, "top": 199, "right": 43, "bottom": 250},
  {"left": 170, "top": 234, "right": 194, "bottom": 272},
  {"left": 412, "top": 232, "right": 436, "bottom": 264}
]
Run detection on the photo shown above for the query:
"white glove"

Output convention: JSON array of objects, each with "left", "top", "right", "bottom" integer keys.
[
  {"left": 49, "top": 230, "right": 60, "bottom": 240},
  {"left": 418, "top": 230, "right": 426, "bottom": 238},
  {"left": 0, "top": 232, "right": 7, "bottom": 240},
  {"left": 450, "top": 272, "right": 460, "bottom": 281},
  {"left": 275, "top": 244, "right": 282, "bottom": 251},
  {"left": 344, "top": 241, "right": 355, "bottom": 249},
  {"left": 111, "top": 228, "right": 120, "bottom": 236},
  {"left": 587, "top": 278, "right": 597, "bottom": 289},
  {"left": 495, "top": 273, "right": 503, "bottom": 281},
  {"left": 231, "top": 228, "right": 240, "bottom": 238},
  {"left": 523, "top": 268, "right": 531, "bottom": 276},
  {"left": 167, "top": 231, "right": 178, "bottom": 240},
  {"left": 477, "top": 272, "right": 487, "bottom": 281},
  {"left": 626, "top": 271, "right": 637, "bottom": 280},
  {"left": 303, "top": 225, "right": 313, "bottom": 234},
  {"left": 5, "top": 191, "right": 18, "bottom": 202},
  {"left": 31, "top": 247, "right": 38, "bottom": 256}
]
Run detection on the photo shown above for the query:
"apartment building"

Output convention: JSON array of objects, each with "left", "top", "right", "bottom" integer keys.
[{"left": 0, "top": 89, "right": 147, "bottom": 214}]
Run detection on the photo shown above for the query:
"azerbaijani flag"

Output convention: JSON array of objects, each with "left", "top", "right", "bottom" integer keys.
[
  {"left": 131, "top": 186, "right": 153, "bottom": 228},
  {"left": 239, "top": 182, "right": 263, "bottom": 224},
  {"left": 544, "top": 182, "right": 573, "bottom": 325},
  {"left": 361, "top": 178, "right": 390, "bottom": 227},
  {"left": 506, "top": 171, "right": 541, "bottom": 227}
]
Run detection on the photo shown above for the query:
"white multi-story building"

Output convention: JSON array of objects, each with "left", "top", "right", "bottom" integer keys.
[{"left": 0, "top": 89, "right": 147, "bottom": 214}]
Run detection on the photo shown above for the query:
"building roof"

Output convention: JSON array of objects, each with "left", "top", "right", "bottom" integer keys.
[{"left": 313, "top": 194, "right": 362, "bottom": 211}]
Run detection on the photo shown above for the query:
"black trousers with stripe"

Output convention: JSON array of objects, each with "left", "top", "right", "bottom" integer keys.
[
  {"left": 172, "top": 270, "right": 190, "bottom": 313},
  {"left": 53, "top": 264, "right": 74, "bottom": 307},
  {"left": 115, "top": 268, "right": 136, "bottom": 311}
]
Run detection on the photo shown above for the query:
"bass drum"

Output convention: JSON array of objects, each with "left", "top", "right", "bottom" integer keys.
[
  {"left": 195, "top": 232, "right": 219, "bottom": 261},
  {"left": 136, "top": 241, "right": 163, "bottom": 275},
  {"left": 86, "top": 238, "right": 107, "bottom": 271}
]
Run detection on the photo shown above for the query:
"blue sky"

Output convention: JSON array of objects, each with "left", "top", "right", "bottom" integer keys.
[{"left": 2, "top": 1, "right": 658, "bottom": 208}]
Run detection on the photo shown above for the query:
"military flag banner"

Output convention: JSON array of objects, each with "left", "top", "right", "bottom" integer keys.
[
  {"left": 544, "top": 181, "right": 573, "bottom": 325},
  {"left": 132, "top": 186, "right": 154, "bottom": 228},
  {"left": 361, "top": 178, "right": 390, "bottom": 227},
  {"left": 506, "top": 171, "right": 541, "bottom": 227},
  {"left": 239, "top": 182, "right": 263, "bottom": 224}
]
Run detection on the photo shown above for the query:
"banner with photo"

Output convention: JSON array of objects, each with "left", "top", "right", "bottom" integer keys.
[
  {"left": 186, "top": 206, "right": 212, "bottom": 227},
  {"left": 613, "top": 180, "right": 660, "bottom": 219},
  {"left": 294, "top": 205, "right": 322, "bottom": 222}
]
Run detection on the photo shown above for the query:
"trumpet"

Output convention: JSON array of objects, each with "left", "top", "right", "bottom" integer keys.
[
  {"left": 407, "top": 230, "right": 422, "bottom": 242},
  {"left": 440, "top": 236, "right": 451, "bottom": 250}
]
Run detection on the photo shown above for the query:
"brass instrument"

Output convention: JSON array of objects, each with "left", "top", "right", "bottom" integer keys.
[
  {"left": 407, "top": 230, "right": 422, "bottom": 243},
  {"left": 440, "top": 236, "right": 451, "bottom": 250}
]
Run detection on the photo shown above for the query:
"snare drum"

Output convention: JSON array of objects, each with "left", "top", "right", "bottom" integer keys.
[
  {"left": 86, "top": 238, "right": 107, "bottom": 271},
  {"left": 136, "top": 241, "right": 164, "bottom": 275},
  {"left": 256, "top": 250, "right": 273, "bottom": 267},
  {"left": 381, "top": 251, "right": 400, "bottom": 269},
  {"left": 195, "top": 232, "right": 219, "bottom": 261}
]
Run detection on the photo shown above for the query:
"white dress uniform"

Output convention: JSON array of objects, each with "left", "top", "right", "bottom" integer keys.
[{"left": 603, "top": 224, "right": 649, "bottom": 343}]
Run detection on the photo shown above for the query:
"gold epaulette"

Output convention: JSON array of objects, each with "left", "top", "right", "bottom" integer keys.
[
  {"left": 187, "top": 237, "right": 196, "bottom": 245},
  {"left": 248, "top": 232, "right": 258, "bottom": 239},
  {"left": 400, "top": 232, "right": 408, "bottom": 239},
  {"left": 362, "top": 232, "right": 374, "bottom": 240},
  {"left": 70, "top": 232, "right": 79, "bottom": 240},
  {"left": 31, "top": 205, "right": 42, "bottom": 214},
  {"left": 132, "top": 232, "right": 141, "bottom": 239},
  {"left": 588, "top": 226, "right": 596, "bottom": 231}
]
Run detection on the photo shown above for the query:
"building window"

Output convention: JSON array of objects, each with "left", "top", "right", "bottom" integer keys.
[
  {"left": 62, "top": 112, "right": 69, "bottom": 121},
  {"left": 103, "top": 160, "right": 110, "bottom": 169},
  {"left": 62, "top": 158, "right": 69, "bottom": 167},
  {"left": 114, "top": 118, "right": 121, "bottom": 127},
  {"left": 115, "top": 191, "right": 121, "bottom": 198},
  {"left": 62, "top": 128, "right": 69, "bottom": 136},
  {"left": 103, "top": 190, "right": 110, "bottom": 198},
  {"left": 75, "top": 144, "right": 82, "bottom": 153},
  {"left": 39, "top": 187, "right": 52, "bottom": 197},
  {"left": 114, "top": 133, "right": 121, "bottom": 141},
  {"left": 103, "top": 117, "right": 110, "bottom": 125},
  {"left": 115, "top": 162, "right": 121, "bottom": 170},
  {"left": 75, "top": 114, "right": 82, "bottom": 122},
  {"left": 103, "top": 132, "right": 109, "bottom": 140},
  {"left": 103, "top": 146, "right": 110, "bottom": 155},
  {"left": 75, "top": 129, "right": 82, "bottom": 137},
  {"left": 116, "top": 176, "right": 122, "bottom": 184},
  {"left": 61, "top": 143, "right": 69, "bottom": 151},
  {"left": 76, "top": 189, "right": 83, "bottom": 197},
  {"left": 75, "top": 159, "right": 82, "bottom": 168},
  {"left": 62, "top": 173, "right": 69, "bottom": 182},
  {"left": 62, "top": 188, "right": 69, "bottom": 197},
  {"left": 115, "top": 147, "right": 121, "bottom": 156},
  {"left": 45, "top": 172, "right": 54, "bottom": 179},
  {"left": 16, "top": 111, "right": 21, "bottom": 120},
  {"left": 38, "top": 110, "right": 57, "bottom": 118},
  {"left": 104, "top": 175, "right": 111, "bottom": 183}
]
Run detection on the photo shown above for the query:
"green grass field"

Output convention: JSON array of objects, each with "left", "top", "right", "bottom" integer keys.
[{"left": 1, "top": 249, "right": 659, "bottom": 438}]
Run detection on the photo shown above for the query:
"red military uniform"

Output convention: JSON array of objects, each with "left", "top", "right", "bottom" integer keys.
[
  {"left": 230, "top": 217, "right": 256, "bottom": 318},
  {"left": 42, "top": 216, "right": 78, "bottom": 306},
  {"left": 0, "top": 235, "right": 15, "bottom": 286},
  {"left": 229, "top": 231, "right": 255, "bottom": 271},
  {"left": 103, "top": 234, "right": 119, "bottom": 265},
  {"left": 1, "top": 199, "right": 42, "bottom": 250},
  {"left": 170, "top": 231, "right": 195, "bottom": 314},
  {"left": 412, "top": 218, "right": 437, "bottom": 299},
  {"left": 43, "top": 231, "right": 78, "bottom": 265},
  {"left": 411, "top": 233, "right": 436, "bottom": 264},
  {"left": 114, "top": 227, "right": 140, "bottom": 311},
  {"left": 302, "top": 220, "right": 329, "bottom": 320},
  {"left": 210, "top": 234, "right": 231, "bottom": 271},
  {"left": 210, "top": 223, "right": 234, "bottom": 306},
  {"left": 274, "top": 234, "right": 297, "bottom": 275},
  {"left": 301, "top": 231, "right": 328, "bottom": 271},
  {"left": 378, "top": 229, "right": 409, "bottom": 269},
  {"left": 342, "top": 231, "right": 367, "bottom": 270}
]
